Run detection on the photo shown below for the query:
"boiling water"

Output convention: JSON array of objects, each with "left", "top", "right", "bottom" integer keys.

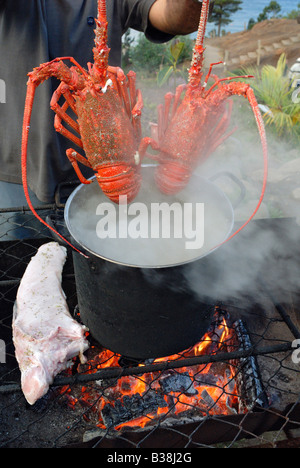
[{"left": 65, "top": 167, "right": 233, "bottom": 268}]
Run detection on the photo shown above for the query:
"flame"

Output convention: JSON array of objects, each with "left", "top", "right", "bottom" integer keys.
[{"left": 62, "top": 311, "right": 240, "bottom": 430}]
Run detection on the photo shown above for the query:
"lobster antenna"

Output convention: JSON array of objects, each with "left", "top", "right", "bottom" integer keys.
[
  {"left": 195, "top": 0, "right": 210, "bottom": 48},
  {"left": 189, "top": 0, "right": 210, "bottom": 84},
  {"left": 21, "top": 81, "right": 89, "bottom": 258},
  {"left": 98, "top": 0, "right": 107, "bottom": 22},
  {"left": 93, "top": 0, "right": 110, "bottom": 84}
]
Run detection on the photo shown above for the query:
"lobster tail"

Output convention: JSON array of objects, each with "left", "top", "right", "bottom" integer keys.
[
  {"left": 154, "top": 162, "right": 192, "bottom": 195},
  {"left": 21, "top": 0, "right": 144, "bottom": 257},
  {"left": 96, "top": 164, "right": 142, "bottom": 204}
]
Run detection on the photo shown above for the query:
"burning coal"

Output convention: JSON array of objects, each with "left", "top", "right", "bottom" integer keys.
[{"left": 58, "top": 308, "right": 247, "bottom": 432}]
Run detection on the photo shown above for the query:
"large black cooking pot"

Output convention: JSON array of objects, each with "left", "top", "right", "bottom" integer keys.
[{"left": 52, "top": 166, "right": 245, "bottom": 359}]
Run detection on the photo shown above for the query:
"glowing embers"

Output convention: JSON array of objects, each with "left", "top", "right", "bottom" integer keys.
[{"left": 60, "top": 307, "right": 260, "bottom": 431}]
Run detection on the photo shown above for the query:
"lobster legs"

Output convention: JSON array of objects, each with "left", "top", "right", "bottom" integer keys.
[
  {"left": 21, "top": 61, "right": 90, "bottom": 254},
  {"left": 21, "top": 0, "right": 147, "bottom": 256},
  {"left": 49, "top": 66, "right": 144, "bottom": 188},
  {"left": 50, "top": 82, "right": 94, "bottom": 185},
  {"left": 140, "top": 79, "right": 267, "bottom": 199},
  {"left": 21, "top": 56, "right": 144, "bottom": 252},
  {"left": 107, "top": 67, "right": 143, "bottom": 141},
  {"left": 51, "top": 83, "right": 82, "bottom": 147}
]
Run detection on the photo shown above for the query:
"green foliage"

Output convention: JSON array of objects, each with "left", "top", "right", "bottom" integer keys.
[
  {"left": 248, "top": 1, "right": 283, "bottom": 29},
  {"left": 247, "top": 18, "right": 256, "bottom": 30},
  {"left": 239, "top": 54, "right": 300, "bottom": 141},
  {"left": 129, "top": 34, "right": 166, "bottom": 75},
  {"left": 122, "top": 30, "right": 135, "bottom": 69},
  {"left": 157, "top": 40, "right": 187, "bottom": 88},
  {"left": 257, "top": 1, "right": 282, "bottom": 22},
  {"left": 208, "top": 0, "right": 242, "bottom": 36},
  {"left": 285, "top": 2, "right": 300, "bottom": 19},
  {"left": 128, "top": 34, "right": 193, "bottom": 79},
  {"left": 163, "top": 35, "right": 194, "bottom": 69}
]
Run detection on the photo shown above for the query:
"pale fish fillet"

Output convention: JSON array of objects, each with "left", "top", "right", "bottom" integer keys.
[{"left": 12, "top": 242, "right": 89, "bottom": 405}]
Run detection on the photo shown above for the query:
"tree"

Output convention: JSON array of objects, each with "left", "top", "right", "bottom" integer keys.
[
  {"left": 247, "top": 18, "right": 256, "bottom": 30},
  {"left": 208, "top": 0, "right": 242, "bottom": 37},
  {"left": 286, "top": 2, "right": 300, "bottom": 19},
  {"left": 130, "top": 34, "right": 166, "bottom": 74},
  {"left": 129, "top": 34, "right": 193, "bottom": 77},
  {"left": 257, "top": 1, "right": 282, "bottom": 22}
]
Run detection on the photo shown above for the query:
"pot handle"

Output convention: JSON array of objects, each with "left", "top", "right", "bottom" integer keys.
[
  {"left": 209, "top": 171, "right": 246, "bottom": 209},
  {"left": 45, "top": 213, "right": 86, "bottom": 255},
  {"left": 54, "top": 180, "right": 81, "bottom": 208}
]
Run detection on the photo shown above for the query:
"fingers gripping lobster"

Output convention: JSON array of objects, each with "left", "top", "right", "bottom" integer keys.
[
  {"left": 140, "top": 0, "right": 268, "bottom": 212},
  {"left": 21, "top": 0, "right": 143, "bottom": 252}
]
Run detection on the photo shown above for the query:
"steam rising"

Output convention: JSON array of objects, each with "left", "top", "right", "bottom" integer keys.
[
  {"left": 183, "top": 216, "right": 300, "bottom": 306},
  {"left": 141, "top": 102, "right": 300, "bottom": 308},
  {"left": 68, "top": 93, "right": 300, "bottom": 312},
  {"left": 179, "top": 113, "right": 300, "bottom": 307}
]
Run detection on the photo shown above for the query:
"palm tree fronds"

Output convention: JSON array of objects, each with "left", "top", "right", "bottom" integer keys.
[{"left": 239, "top": 54, "right": 300, "bottom": 141}]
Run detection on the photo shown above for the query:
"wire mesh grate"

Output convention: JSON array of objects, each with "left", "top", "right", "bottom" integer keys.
[{"left": 0, "top": 208, "right": 300, "bottom": 448}]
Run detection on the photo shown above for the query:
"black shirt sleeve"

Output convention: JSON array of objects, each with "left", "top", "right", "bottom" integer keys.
[{"left": 118, "top": 0, "right": 174, "bottom": 43}]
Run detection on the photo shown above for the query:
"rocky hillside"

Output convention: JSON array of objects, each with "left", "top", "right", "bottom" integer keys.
[{"left": 206, "top": 18, "right": 300, "bottom": 69}]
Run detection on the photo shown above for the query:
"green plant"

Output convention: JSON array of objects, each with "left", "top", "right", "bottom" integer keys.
[
  {"left": 157, "top": 40, "right": 187, "bottom": 88},
  {"left": 129, "top": 34, "right": 193, "bottom": 82},
  {"left": 208, "top": 0, "right": 242, "bottom": 36},
  {"left": 239, "top": 54, "right": 300, "bottom": 141},
  {"left": 285, "top": 2, "right": 300, "bottom": 19},
  {"left": 129, "top": 34, "right": 166, "bottom": 75},
  {"left": 122, "top": 30, "right": 135, "bottom": 69},
  {"left": 257, "top": 1, "right": 282, "bottom": 22},
  {"left": 247, "top": 18, "right": 256, "bottom": 29}
]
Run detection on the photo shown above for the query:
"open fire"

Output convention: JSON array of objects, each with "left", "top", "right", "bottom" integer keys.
[
  {"left": 1, "top": 218, "right": 299, "bottom": 448},
  {"left": 58, "top": 307, "right": 262, "bottom": 432}
]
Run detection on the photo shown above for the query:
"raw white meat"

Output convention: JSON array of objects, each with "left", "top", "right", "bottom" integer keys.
[{"left": 12, "top": 242, "right": 89, "bottom": 405}]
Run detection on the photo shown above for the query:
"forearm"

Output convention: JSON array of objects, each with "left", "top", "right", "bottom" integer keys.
[{"left": 148, "top": 0, "right": 205, "bottom": 35}]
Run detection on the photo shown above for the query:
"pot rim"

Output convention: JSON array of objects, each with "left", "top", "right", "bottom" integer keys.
[{"left": 64, "top": 166, "right": 235, "bottom": 269}]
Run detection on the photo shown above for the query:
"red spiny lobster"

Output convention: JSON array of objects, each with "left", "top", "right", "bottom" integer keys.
[
  {"left": 140, "top": 0, "right": 268, "bottom": 239},
  {"left": 21, "top": 0, "right": 268, "bottom": 255},
  {"left": 21, "top": 0, "right": 144, "bottom": 252}
]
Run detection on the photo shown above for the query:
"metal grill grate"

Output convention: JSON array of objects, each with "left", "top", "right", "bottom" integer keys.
[{"left": 0, "top": 207, "right": 300, "bottom": 448}]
